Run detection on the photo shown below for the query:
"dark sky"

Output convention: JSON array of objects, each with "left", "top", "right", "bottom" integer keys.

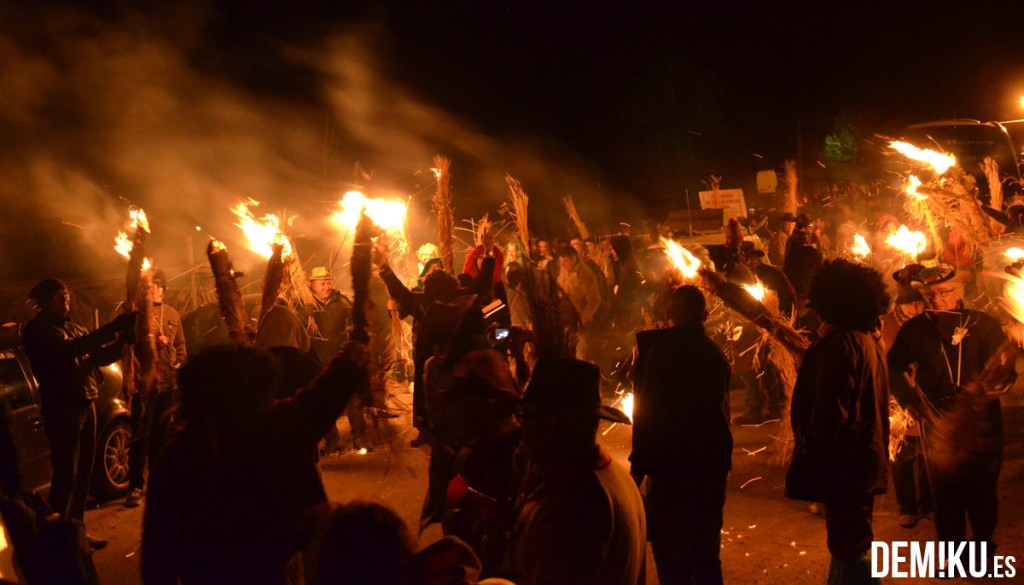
[{"left": 3, "top": 0, "right": 1024, "bottom": 282}]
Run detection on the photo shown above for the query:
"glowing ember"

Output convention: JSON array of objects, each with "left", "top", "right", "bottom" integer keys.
[
  {"left": 742, "top": 281, "right": 766, "bottom": 301},
  {"left": 659, "top": 237, "right": 701, "bottom": 279},
  {"left": 885, "top": 225, "right": 927, "bottom": 258},
  {"left": 904, "top": 175, "right": 924, "bottom": 199},
  {"left": 851, "top": 233, "right": 871, "bottom": 258},
  {"left": 332, "top": 190, "right": 408, "bottom": 235},
  {"left": 1006, "top": 247, "right": 1024, "bottom": 261},
  {"left": 231, "top": 199, "right": 293, "bottom": 258},
  {"left": 615, "top": 392, "right": 634, "bottom": 422},
  {"left": 431, "top": 167, "right": 442, "bottom": 179},
  {"left": 357, "top": 448, "right": 368, "bottom": 456},
  {"left": 889, "top": 141, "right": 956, "bottom": 174},
  {"left": 210, "top": 239, "right": 227, "bottom": 253}
]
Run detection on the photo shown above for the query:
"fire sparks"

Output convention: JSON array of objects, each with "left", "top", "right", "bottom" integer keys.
[
  {"left": 889, "top": 141, "right": 956, "bottom": 174},
  {"left": 231, "top": 199, "right": 293, "bottom": 258},
  {"left": 742, "top": 281, "right": 766, "bottom": 301},
  {"left": 619, "top": 392, "right": 634, "bottom": 422},
  {"left": 851, "top": 233, "right": 871, "bottom": 258},
  {"left": 885, "top": 225, "right": 927, "bottom": 258},
  {"left": 904, "top": 175, "right": 924, "bottom": 199},
  {"left": 332, "top": 190, "right": 409, "bottom": 235},
  {"left": 659, "top": 237, "right": 701, "bottom": 279}
]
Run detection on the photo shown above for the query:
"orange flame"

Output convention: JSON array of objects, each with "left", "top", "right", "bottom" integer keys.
[
  {"left": 114, "top": 208, "right": 152, "bottom": 269},
  {"left": 659, "top": 237, "right": 701, "bottom": 279},
  {"left": 885, "top": 225, "right": 927, "bottom": 257},
  {"left": 231, "top": 199, "right": 293, "bottom": 258},
  {"left": 742, "top": 281, "right": 766, "bottom": 301},
  {"left": 1003, "top": 272, "right": 1024, "bottom": 328},
  {"left": 905, "top": 175, "right": 924, "bottom": 199},
  {"left": 1005, "top": 247, "right": 1024, "bottom": 261},
  {"left": 618, "top": 392, "right": 634, "bottom": 422},
  {"left": 890, "top": 141, "right": 956, "bottom": 174},
  {"left": 130, "top": 208, "right": 150, "bottom": 233},
  {"left": 331, "top": 190, "right": 408, "bottom": 236},
  {"left": 851, "top": 233, "right": 871, "bottom": 258}
]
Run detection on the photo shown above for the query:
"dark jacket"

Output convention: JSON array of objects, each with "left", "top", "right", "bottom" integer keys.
[
  {"left": 152, "top": 303, "right": 187, "bottom": 393},
  {"left": 23, "top": 312, "right": 123, "bottom": 406},
  {"left": 787, "top": 328, "right": 889, "bottom": 502},
  {"left": 887, "top": 309, "right": 1007, "bottom": 412},
  {"left": 306, "top": 289, "right": 351, "bottom": 364},
  {"left": 141, "top": 350, "right": 368, "bottom": 585},
  {"left": 630, "top": 323, "right": 732, "bottom": 478}
]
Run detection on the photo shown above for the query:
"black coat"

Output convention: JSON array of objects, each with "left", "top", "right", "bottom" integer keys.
[
  {"left": 786, "top": 328, "right": 889, "bottom": 502},
  {"left": 630, "top": 323, "right": 732, "bottom": 479}
]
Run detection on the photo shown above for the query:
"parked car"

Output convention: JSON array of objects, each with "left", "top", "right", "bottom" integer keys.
[{"left": 0, "top": 333, "right": 132, "bottom": 501}]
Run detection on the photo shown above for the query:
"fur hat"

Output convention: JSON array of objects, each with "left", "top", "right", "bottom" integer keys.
[{"left": 724, "top": 218, "right": 744, "bottom": 249}]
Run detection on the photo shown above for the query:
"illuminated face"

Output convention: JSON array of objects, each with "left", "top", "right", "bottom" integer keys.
[
  {"left": 897, "top": 301, "right": 925, "bottom": 319},
  {"left": 783, "top": 221, "right": 796, "bottom": 236},
  {"left": 559, "top": 254, "right": 576, "bottom": 273},
  {"left": 585, "top": 241, "right": 597, "bottom": 257},
  {"left": 919, "top": 283, "right": 963, "bottom": 312},
  {"left": 506, "top": 244, "right": 519, "bottom": 263},
  {"left": 150, "top": 284, "right": 165, "bottom": 304},
  {"left": 537, "top": 240, "right": 550, "bottom": 257},
  {"left": 311, "top": 279, "right": 332, "bottom": 301},
  {"left": 570, "top": 238, "right": 586, "bottom": 258}
]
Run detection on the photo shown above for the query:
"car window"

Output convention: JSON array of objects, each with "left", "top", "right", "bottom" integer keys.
[{"left": 0, "top": 352, "right": 34, "bottom": 411}]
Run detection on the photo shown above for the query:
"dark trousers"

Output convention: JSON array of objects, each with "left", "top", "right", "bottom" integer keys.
[
  {"left": 824, "top": 494, "right": 874, "bottom": 562},
  {"left": 926, "top": 454, "right": 1000, "bottom": 545},
  {"left": 128, "top": 391, "right": 176, "bottom": 491},
  {"left": 892, "top": 435, "right": 931, "bottom": 515},
  {"left": 43, "top": 400, "right": 96, "bottom": 521},
  {"left": 648, "top": 473, "right": 727, "bottom": 585}
]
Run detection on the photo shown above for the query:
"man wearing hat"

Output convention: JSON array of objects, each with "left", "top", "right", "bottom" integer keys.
[
  {"left": 631, "top": 285, "right": 732, "bottom": 584},
  {"left": 307, "top": 267, "right": 357, "bottom": 451},
  {"left": 888, "top": 263, "right": 1012, "bottom": 549},
  {"left": 23, "top": 279, "right": 137, "bottom": 548},
  {"left": 505, "top": 358, "right": 645, "bottom": 585},
  {"left": 768, "top": 212, "right": 796, "bottom": 267},
  {"left": 124, "top": 270, "right": 187, "bottom": 508},
  {"left": 879, "top": 265, "right": 930, "bottom": 529}
]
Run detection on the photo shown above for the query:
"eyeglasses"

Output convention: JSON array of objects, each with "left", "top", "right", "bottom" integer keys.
[{"left": 920, "top": 287, "right": 959, "bottom": 298}]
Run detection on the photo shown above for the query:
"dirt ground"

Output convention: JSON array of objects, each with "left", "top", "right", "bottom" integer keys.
[{"left": 85, "top": 379, "right": 1024, "bottom": 584}]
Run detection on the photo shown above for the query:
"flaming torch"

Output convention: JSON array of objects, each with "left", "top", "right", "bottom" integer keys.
[
  {"left": 232, "top": 199, "right": 315, "bottom": 313},
  {"left": 851, "top": 233, "right": 872, "bottom": 260},
  {"left": 885, "top": 225, "right": 927, "bottom": 263},
  {"left": 206, "top": 240, "right": 250, "bottom": 344},
  {"left": 116, "top": 208, "right": 155, "bottom": 398},
  {"left": 889, "top": 141, "right": 957, "bottom": 175},
  {"left": 659, "top": 237, "right": 701, "bottom": 281},
  {"left": 432, "top": 155, "right": 456, "bottom": 273}
]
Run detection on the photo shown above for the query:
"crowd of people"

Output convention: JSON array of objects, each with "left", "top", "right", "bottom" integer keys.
[{"left": 2, "top": 179, "right": 1022, "bottom": 584}]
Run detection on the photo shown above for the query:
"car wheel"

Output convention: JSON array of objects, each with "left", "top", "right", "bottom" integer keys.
[{"left": 92, "top": 419, "right": 131, "bottom": 500}]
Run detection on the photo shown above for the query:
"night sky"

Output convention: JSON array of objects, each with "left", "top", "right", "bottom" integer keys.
[{"left": 3, "top": 0, "right": 1024, "bottom": 282}]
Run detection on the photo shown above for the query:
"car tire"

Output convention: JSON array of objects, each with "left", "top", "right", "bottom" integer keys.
[{"left": 92, "top": 418, "right": 131, "bottom": 500}]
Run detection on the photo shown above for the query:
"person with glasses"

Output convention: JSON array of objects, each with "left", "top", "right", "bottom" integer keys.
[{"left": 887, "top": 263, "right": 1012, "bottom": 552}]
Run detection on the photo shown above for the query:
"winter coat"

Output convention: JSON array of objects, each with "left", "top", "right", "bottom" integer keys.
[
  {"left": 786, "top": 328, "right": 889, "bottom": 502},
  {"left": 23, "top": 312, "right": 123, "bottom": 405},
  {"left": 151, "top": 303, "right": 187, "bottom": 393}
]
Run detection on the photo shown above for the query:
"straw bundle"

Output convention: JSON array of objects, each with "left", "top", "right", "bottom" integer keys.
[
  {"left": 206, "top": 240, "right": 249, "bottom": 344},
  {"left": 258, "top": 242, "right": 287, "bottom": 330},
  {"left": 505, "top": 175, "right": 530, "bottom": 260},
  {"left": 286, "top": 252, "right": 316, "bottom": 309},
  {"left": 350, "top": 212, "right": 378, "bottom": 344},
  {"left": 698, "top": 268, "right": 809, "bottom": 357},
  {"left": 121, "top": 222, "right": 149, "bottom": 396},
  {"left": 925, "top": 337, "right": 1019, "bottom": 475},
  {"left": 782, "top": 160, "right": 798, "bottom": 215},
  {"left": 912, "top": 166, "right": 995, "bottom": 253},
  {"left": 521, "top": 266, "right": 573, "bottom": 359},
  {"left": 563, "top": 194, "right": 589, "bottom": 239},
  {"left": 888, "top": 401, "right": 915, "bottom": 461},
  {"left": 433, "top": 155, "right": 455, "bottom": 273}
]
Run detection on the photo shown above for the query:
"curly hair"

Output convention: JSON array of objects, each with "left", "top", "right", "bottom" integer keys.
[{"left": 806, "top": 259, "right": 890, "bottom": 331}]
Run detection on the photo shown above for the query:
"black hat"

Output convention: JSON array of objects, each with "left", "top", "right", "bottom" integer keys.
[
  {"left": 28, "top": 278, "right": 67, "bottom": 302},
  {"left": 522, "top": 358, "right": 631, "bottom": 424},
  {"left": 152, "top": 269, "right": 167, "bottom": 290},
  {"left": 780, "top": 212, "right": 797, "bottom": 223}
]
